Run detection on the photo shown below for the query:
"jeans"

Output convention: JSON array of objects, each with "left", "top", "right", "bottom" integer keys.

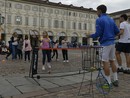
[
  {"left": 51, "top": 49, "right": 58, "bottom": 59},
  {"left": 12, "top": 45, "right": 17, "bottom": 60},
  {"left": 42, "top": 50, "right": 51, "bottom": 65},
  {"left": 24, "top": 51, "right": 31, "bottom": 61},
  {"left": 62, "top": 49, "right": 68, "bottom": 60}
]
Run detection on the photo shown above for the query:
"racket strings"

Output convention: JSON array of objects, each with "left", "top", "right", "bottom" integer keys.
[{"left": 96, "top": 74, "right": 110, "bottom": 94}]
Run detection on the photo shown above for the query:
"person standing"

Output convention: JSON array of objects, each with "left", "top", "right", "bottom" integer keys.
[
  {"left": 17, "top": 37, "right": 23, "bottom": 60},
  {"left": 115, "top": 14, "right": 130, "bottom": 74},
  {"left": 87, "top": 5, "right": 119, "bottom": 87},
  {"left": 51, "top": 40, "right": 59, "bottom": 61},
  {"left": 11, "top": 32, "right": 18, "bottom": 60},
  {"left": 62, "top": 37, "right": 69, "bottom": 62},
  {"left": 23, "top": 35, "right": 32, "bottom": 62},
  {"left": 41, "top": 31, "right": 51, "bottom": 72},
  {"left": 6, "top": 39, "right": 12, "bottom": 59}
]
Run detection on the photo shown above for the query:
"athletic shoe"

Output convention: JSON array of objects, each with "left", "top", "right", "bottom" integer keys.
[
  {"left": 42, "top": 65, "right": 45, "bottom": 70},
  {"left": 47, "top": 63, "right": 51, "bottom": 69},
  {"left": 112, "top": 80, "right": 119, "bottom": 87},
  {"left": 63, "top": 60, "right": 66, "bottom": 62},
  {"left": 56, "top": 59, "right": 59, "bottom": 61},
  {"left": 66, "top": 60, "right": 69, "bottom": 62},
  {"left": 117, "top": 68, "right": 124, "bottom": 73},
  {"left": 123, "top": 69, "right": 130, "bottom": 74}
]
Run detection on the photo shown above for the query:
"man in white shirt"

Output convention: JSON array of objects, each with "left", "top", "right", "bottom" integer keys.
[{"left": 116, "top": 14, "right": 130, "bottom": 74}]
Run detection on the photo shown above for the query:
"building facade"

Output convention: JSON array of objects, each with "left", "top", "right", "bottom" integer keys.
[
  {"left": 0, "top": 0, "right": 97, "bottom": 45},
  {"left": 110, "top": 9, "right": 130, "bottom": 27}
]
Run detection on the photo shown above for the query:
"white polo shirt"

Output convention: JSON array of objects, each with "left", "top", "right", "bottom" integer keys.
[{"left": 119, "top": 21, "right": 130, "bottom": 43}]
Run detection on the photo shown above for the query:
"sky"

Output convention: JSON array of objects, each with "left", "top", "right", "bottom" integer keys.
[{"left": 49, "top": 0, "right": 130, "bottom": 13}]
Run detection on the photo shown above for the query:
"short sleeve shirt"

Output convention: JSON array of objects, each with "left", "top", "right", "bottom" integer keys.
[{"left": 119, "top": 21, "right": 130, "bottom": 43}]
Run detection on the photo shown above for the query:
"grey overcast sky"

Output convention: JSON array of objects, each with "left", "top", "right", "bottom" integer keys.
[{"left": 49, "top": 0, "right": 130, "bottom": 13}]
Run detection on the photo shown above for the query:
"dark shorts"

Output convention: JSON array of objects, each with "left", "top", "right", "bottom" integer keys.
[{"left": 115, "top": 42, "right": 130, "bottom": 53}]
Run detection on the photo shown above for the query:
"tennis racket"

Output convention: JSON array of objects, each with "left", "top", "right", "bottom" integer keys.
[{"left": 96, "top": 68, "right": 111, "bottom": 95}]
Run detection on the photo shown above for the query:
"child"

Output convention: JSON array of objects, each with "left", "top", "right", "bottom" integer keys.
[
  {"left": 41, "top": 31, "right": 51, "bottom": 73},
  {"left": 62, "top": 37, "right": 69, "bottom": 62},
  {"left": 23, "top": 35, "right": 32, "bottom": 62},
  {"left": 51, "top": 40, "right": 59, "bottom": 61}
]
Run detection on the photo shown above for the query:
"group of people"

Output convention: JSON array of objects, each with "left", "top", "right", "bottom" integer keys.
[
  {"left": 4, "top": 31, "right": 70, "bottom": 73},
  {"left": 87, "top": 4, "right": 130, "bottom": 88},
  {"left": 6, "top": 32, "right": 32, "bottom": 62},
  {"left": 40, "top": 31, "right": 69, "bottom": 72},
  {"left": 2, "top": 4, "right": 130, "bottom": 88}
]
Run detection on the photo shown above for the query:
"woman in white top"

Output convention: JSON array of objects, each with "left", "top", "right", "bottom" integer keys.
[
  {"left": 23, "top": 35, "right": 32, "bottom": 62},
  {"left": 62, "top": 37, "right": 69, "bottom": 62}
]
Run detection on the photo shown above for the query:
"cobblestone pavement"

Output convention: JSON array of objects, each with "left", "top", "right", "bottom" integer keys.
[
  {"left": 0, "top": 50, "right": 82, "bottom": 76},
  {"left": 0, "top": 50, "right": 130, "bottom": 98},
  {"left": 5, "top": 73, "right": 130, "bottom": 98}
]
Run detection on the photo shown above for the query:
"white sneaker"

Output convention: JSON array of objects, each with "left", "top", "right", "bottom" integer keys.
[
  {"left": 63, "top": 60, "right": 66, "bottom": 62},
  {"left": 66, "top": 60, "right": 69, "bottom": 62},
  {"left": 42, "top": 65, "right": 45, "bottom": 70},
  {"left": 47, "top": 63, "right": 51, "bottom": 69},
  {"left": 56, "top": 59, "right": 59, "bottom": 61}
]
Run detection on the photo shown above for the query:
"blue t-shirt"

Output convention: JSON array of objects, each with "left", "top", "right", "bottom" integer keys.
[{"left": 90, "top": 14, "right": 119, "bottom": 46}]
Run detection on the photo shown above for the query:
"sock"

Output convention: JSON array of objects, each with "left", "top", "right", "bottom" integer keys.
[
  {"left": 105, "top": 75, "right": 111, "bottom": 84},
  {"left": 113, "top": 72, "right": 118, "bottom": 81}
]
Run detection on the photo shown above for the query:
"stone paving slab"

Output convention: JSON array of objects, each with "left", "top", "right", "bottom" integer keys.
[
  {"left": 5, "top": 77, "right": 33, "bottom": 86},
  {"left": 44, "top": 77, "right": 76, "bottom": 86},
  {"left": 36, "top": 79, "right": 59, "bottom": 89},
  {"left": 0, "top": 84, "right": 20, "bottom": 97},
  {"left": 4, "top": 90, "right": 48, "bottom": 98},
  {"left": 2, "top": 73, "right": 130, "bottom": 98},
  {"left": 62, "top": 75, "right": 87, "bottom": 83},
  {"left": 16, "top": 84, "right": 44, "bottom": 93}
]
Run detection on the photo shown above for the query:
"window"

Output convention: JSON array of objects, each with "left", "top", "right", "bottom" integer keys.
[
  {"left": 78, "top": 23, "right": 82, "bottom": 30},
  {"left": 89, "top": 23, "right": 92, "bottom": 30},
  {"left": 73, "top": 22, "right": 76, "bottom": 29},
  {"left": 6, "top": 2, "right": 12, "bottom": 8},
  {"left": 73, "top": 12, "right": 75, "bottom": 16},
  {"left": 47, "top": 9, "right": 53, "bottom": 14},
  {"left": 0, "top": 1, "right": 4, "bottom": 7},
  {"left": 15, "top": 4, "right": 22, "bottom": 9},
  {"left": 32, "top": 6, "right": 38, "bottom": 11},
  {"left": 40, "top": 8, "right": 46, "bottom": 12},
  {"left": 84, "top": 23, "right": 87, "bottom": 30},
  {"left": 15, "top": 16, "right": 22, "bottom": 25},
  {"left": 73, "top": 12, "right": 77, "bottom": 17},
  {"left": 33, "top": 18, "right": 37, "bottom": 26},
  {"left": 67, "top": 21, "right": 70, "bottom": 29},
  {"left": 86, "top": 14, "right": 88, "bottom": 18},
  {"left": 61, "top": 21, "right": 64, "bottom": 28},
  {"left": 69, "top": 12, "right": 71, "bottom": 16},
  {"left": 48, "top": 19, "right": 51, "bottom": 28},
  {"left": 41, "top": 19, "right": 44, "bottom": 27},
  {"left": 54, "top": 20, "right": 59, "bottom": 28},
  {"left": 79, "top": 13, "right": 82, "bottom": 17},
  {"left": 25, "top": 17, "right": 29, "bottom": 25},
  {"left": 24, "top": 5, "right": 30, "bottom": 10},
  {"left": 7, "top": 15, "right": 11, "bottom": 24},
  {"left": 55, "top": 10, "right": 59, "bottom": 14}
]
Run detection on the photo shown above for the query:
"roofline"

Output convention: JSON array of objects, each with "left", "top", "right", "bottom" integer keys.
[
  {"left": 9, "top": 0, "right": 96, "bottom": 13},
  {"left": 109, "top": 9, "right": 130, "bottom": 16}
]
